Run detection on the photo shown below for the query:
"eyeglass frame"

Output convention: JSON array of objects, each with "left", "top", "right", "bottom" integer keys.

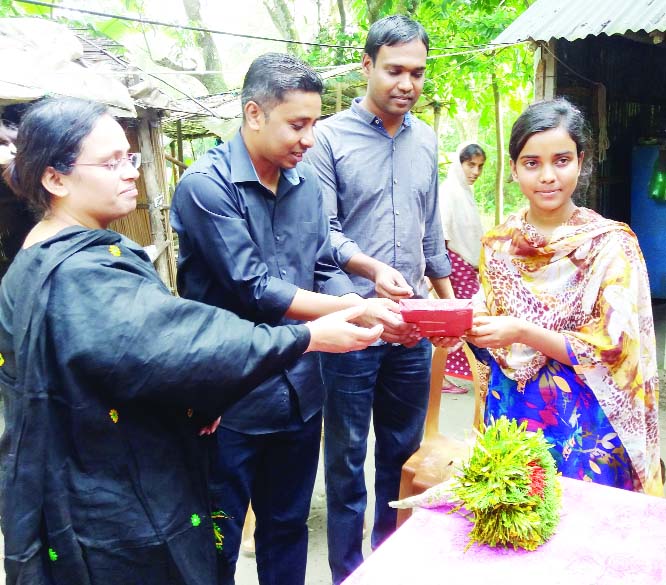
[{"left": 72, "top": 152, "right": 141, "bottom": 172}]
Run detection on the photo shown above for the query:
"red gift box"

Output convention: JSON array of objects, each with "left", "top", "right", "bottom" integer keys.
[{"left": 399, "top": 299, "right": 473, "bottom": 337}]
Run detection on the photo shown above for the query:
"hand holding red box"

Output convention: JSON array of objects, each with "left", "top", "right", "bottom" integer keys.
[{"left": 399, "top": 299, "right": 473, "bottom": 337}]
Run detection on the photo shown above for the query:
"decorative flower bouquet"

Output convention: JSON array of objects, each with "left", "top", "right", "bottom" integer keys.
[{"left": 390, "top": 416, "right": 561, "bottom": 550}]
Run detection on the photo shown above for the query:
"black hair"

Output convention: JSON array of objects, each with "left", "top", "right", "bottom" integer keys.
[
  {"left": 509, "top": 98, "right": 591, "bottom": 161},
  {"left": 459, "top": 143, "right": 486, "bottom": 164},
  {"left": 2, "top": 97, "right": 109, "bottom": 218},
  {"left": 241, "top": 53, "right": 323, "bottom": 118},
  {"left": 364, "top": 15, "right": 429, "bottom": 64},
  {"left": 509, "top": 98, "right": 593, "bottom": 198}
]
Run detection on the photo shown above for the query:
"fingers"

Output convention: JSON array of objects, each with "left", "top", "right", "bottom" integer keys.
[
  {"left": 472, "top": 315, "right": 492, "bottom": 328},
  {"left": 379, "top": 311, "right": 411, "bottom": 330},
  {"left": 371, "top": 297, "right": 401, "bottom": 313},
  {"left": 198, "top": 416, "right": 222, "bottom": 436},
  {"left": 376, "top": 284, "right": 413, "bottom": 301},
  {"left": 375, "top": 270, "right": 414, "bottom": 300},
  {"left": 380, "top": 330, "right": 421, "bottom": 345},
  {"left": 427, "top": 335, "right": 462, "bottom": 348},
  {"left": 348, "top": 323, "right": 383, "bottom": 350},
  {"left": 330, "top": 304, "right": 367, "bottom": 323},
  {"left": 363, "top": 324, "right": 384, "bottom": 340}
]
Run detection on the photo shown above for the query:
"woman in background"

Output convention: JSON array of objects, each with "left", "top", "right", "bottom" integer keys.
[
  {"left": 439, "top": 143, "right": 486, "bottom": 393},
  {"left": 466, "top": 98, "right": 661, "bottom": 496}
]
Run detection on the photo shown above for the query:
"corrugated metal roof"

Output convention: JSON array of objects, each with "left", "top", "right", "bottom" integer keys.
[{"left": 493, "top": 0, "right": 666, "bottom": 45}]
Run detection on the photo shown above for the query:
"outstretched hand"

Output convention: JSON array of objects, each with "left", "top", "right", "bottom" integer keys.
[
  {"left": 305, "top": 305, "right": 383, "bottom": 354},
  {"left": 354, "top": 297, "right": 421, "bottom": 346}
]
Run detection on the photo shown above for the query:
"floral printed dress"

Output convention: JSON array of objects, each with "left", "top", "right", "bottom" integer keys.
[
  {"left": 474, "top": 207, "right": 661, "bottom": 496},
  {"left": 478, "top": 346, "right": 634, "bottom": 490}
]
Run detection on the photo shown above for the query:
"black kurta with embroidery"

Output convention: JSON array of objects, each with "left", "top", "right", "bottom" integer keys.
[{"left": 0, "top": 228, "right": 310, "bottom": 585}]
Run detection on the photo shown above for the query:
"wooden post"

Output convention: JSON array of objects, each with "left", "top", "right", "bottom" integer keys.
[
  {"left": 137, "top": 114, "right": 170, "bottom": 286},
  {"left": 169, "top": 142, "right": 179, "bottom": 187},
  {"left": 533, "top": 41, "right": 557, "bottom": 102},
  {"left": 544, "top": 40, "right": 557, "bottom": 100},
  {"left": 176, "top": 119, "right": 184, "bottom": 179}
]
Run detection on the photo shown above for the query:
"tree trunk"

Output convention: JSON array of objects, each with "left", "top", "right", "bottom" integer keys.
[
  {"left": 366, "top": 0, "right": 383, "bottom": 23},
  {"left": 433, "top": 103, "right": 441, "bottom": 145},
  {"left": 492, "top": 69, "right": 504, "bottom": 226},
  {"left": 263, "top": 0, "right": 303, "bottom": 57},
  {"left": 182, "top": 0, "right": 227, "bottom": 94},
  {"left": 396, "top": 0, "right": 421, "bottom": 14},
  {"left": 337, "top": 0, "right": 346, "bottom": 31}
]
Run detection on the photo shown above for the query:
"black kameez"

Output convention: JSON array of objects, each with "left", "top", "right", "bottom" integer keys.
[{"left": 0, "top": 228, "right": 310, "bottom": 584}]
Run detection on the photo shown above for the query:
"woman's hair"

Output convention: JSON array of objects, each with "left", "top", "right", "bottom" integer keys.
[
  {"left": 508, "top": 97, "right": 593, "bottom": 198},
  {"left": 459, "top": 143, "right": 486, "bottom": 164},
  {"left": 2, "top": 97, "right": 109, "bottom": 217}
]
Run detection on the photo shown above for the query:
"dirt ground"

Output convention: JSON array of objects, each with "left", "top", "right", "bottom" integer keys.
[{"left": 235, "top": 382, "right": 477, "bottom": 585}]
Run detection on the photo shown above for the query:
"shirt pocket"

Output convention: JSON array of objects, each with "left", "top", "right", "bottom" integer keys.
[
  {"left": 298, "top": 221, "right": 320, "bottom": 267},
  {"left": 299, "top": 221, "right": 319, "bottom": 244}
]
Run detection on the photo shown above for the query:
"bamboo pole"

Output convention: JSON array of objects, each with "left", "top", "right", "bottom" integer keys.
[
  {"left": 137, "top": 114, "right": 170, "bottom": 285},
  {"left": 176, "top": 119, "right": 184, "bottom": 180}
]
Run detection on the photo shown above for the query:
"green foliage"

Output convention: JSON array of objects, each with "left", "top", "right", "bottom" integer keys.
[
  {"left": 304, "top": 0, "right": 534, "bottom": 219},
  {"left": 451, "top": 416, "right": 561, "bottom": 550},
  {"left": 0, "top": 0, "right": 47, "bottom": 16}
]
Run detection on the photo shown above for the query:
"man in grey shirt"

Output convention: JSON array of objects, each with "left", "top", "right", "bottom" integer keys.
[{"left": 306, "top": 14, "right": 456, "bottom": 584}]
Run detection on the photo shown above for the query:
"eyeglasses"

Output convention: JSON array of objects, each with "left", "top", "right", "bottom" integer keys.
[{"left": 74, "top": 153, "right": 141, "bottom": 172}]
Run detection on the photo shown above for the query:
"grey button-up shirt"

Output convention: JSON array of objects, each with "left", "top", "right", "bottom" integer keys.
[{"left": 306, "top": 98, "right": 451, "bottom": 300}]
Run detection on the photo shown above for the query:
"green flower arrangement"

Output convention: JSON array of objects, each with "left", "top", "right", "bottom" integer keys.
[
  {"left": 390, "top": 416, "right": 561, "bottom": 551},
  {"left": 450, "top": 416, "right": 561, "bottom": 550}
]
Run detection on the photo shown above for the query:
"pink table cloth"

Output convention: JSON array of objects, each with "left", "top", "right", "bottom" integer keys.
[{"left": 343, "top": 477, "right": 666, "bottom": 585}]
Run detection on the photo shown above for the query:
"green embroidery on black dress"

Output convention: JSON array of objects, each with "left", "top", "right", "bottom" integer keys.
[
  {"left": 211, "top": 509, "right": 231, "bottom": 519},
  {"left": 213, "top": 522, "right": 224, "bottom": 551},
  {"left": 0, "top": 352, "right": 5, "bottom": 367},
  {"left": 48, "top": 548, "right": 58, "bottom": 562},
  {"left": 191, "top": 513, "right": 201, "bottom": 527},
  {"left": 109, "top": 409, "right": 119, "bottom": 424},
  {"left": 211, "top": 509, "right": 231, "bottom": 552}
]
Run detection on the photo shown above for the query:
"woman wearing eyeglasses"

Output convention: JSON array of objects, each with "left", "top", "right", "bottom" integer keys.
[{"left": 0, "top": 97, "right": 383, "bottom": 585}]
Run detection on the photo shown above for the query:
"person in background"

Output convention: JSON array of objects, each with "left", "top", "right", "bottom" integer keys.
[
  {"left": 465, "top": 98, "right": 662, "bottom": 496},
  {"left": 0, "top": 118, "right": 34, "bottom": 280},
  {"left": 306, "top": 15, "right": 457, "bottom": 584},
  {"left": 439, "top": 142, "right": 486, "bottom": 394},
  {"left": 170, "top": 53, "right": 405, "bottom": 585},
  {"left": 0, "top": 97, "right": 382, "bottom": 585}
]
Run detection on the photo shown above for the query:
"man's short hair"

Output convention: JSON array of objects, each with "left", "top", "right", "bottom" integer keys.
[
  {"left": 241, "top": 53, "right": 323, "bottom": 117},
  {"left": 363, "top": 15, "right": 429, "bottom": 63}
]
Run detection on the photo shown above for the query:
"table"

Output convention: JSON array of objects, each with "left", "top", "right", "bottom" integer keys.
[{"left": 343, "top": 477, "right": 666, "bottom": 585}]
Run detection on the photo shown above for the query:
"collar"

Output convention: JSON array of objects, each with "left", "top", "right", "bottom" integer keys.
[
  {"left": 229, "top": 130, "right": 302, "bottom": 187},
  {"left": 351, "top": 97, "right": 413, "bottom": 130}
]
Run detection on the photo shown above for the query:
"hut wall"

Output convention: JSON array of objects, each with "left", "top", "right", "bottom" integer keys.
[
  {"left": 109, "top": 121, "right": 153, "bottom": 246},
  {"left": 110, "top": 116, "right": 177, "bottom": 291},
  {"left": 553, "top": 36, "right": 666, "bottom": 223}
]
